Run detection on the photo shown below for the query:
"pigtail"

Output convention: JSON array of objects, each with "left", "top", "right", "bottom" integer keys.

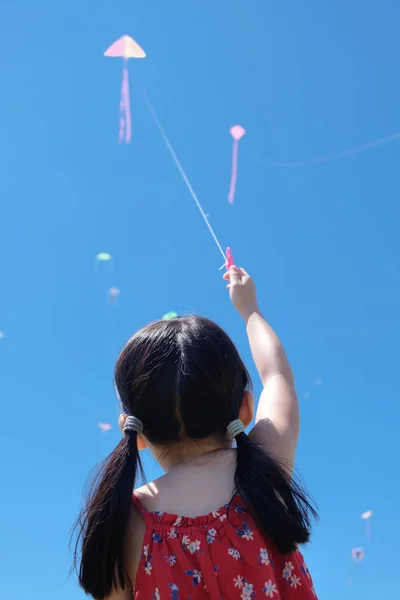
[
  {"left": 234, "top": 432, "right": 317, "bottom": 554},
  {"left": 73, "top": 431, "right": 143, "bottom": 599}
]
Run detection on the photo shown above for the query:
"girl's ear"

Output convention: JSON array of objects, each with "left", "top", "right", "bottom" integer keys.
[
  {"left": 136, "top": 434, "right": 148, "bottom": 451},
  {"left": 118, "top": 413, "right": 127, "bottom": 433},
  {"left": 239, "top": 390, "right": 254, "bottom": 428},
  {"left": 118, "top": 413, "right": 148, "bottom": 451}
]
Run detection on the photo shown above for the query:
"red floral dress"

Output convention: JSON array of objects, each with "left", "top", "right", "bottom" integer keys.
[{"left": 132, "top": 494, "right": 317, "bottom": 599}]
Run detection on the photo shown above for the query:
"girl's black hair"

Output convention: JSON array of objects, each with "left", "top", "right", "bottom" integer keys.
[{"left": 74, "top": 316, "right": 317, "bottom": 599}]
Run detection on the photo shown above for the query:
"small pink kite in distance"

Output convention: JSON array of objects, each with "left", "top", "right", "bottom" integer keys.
[
  {"left": 315, "top": 379, "right": 322, "bottom": 385},
  {"left": 109, "top": 287, "right": 121, "bottom": 304},
  {"left": 98, "top": 422, "right": 112, "bottom": 432},
  {"left": 0, "top": 332, "right": 4, "bottom": 339},
  {"left": 228, "top": 125, "right": 246, "bottom": 205},
  {"left": 104, "top": 35, "right": 146, "bottom": 143}
]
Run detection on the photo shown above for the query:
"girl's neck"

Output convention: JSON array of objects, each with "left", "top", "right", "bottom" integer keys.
[{"left": 153, "top": 438, "right": 234, "bottom": 472}]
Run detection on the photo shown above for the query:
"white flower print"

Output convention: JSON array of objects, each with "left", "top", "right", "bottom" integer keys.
[
  {"left": 241, "top": 582, "right": 254, "bottom": 600},
  {"left": 187, "top": 540, "right": 201, "bottom": 554},
  {"left": 212, "top": 510, "right": 220, "bottom": 519},
  {"left": 143, "top": 545, "right": 149, "bottom": 558},
  {"left": 282, "top": 561, "right": 294, "bottom": 580},
  {"left": 236, "top": 522, "right": 254, "bottom": 541},
  {"left": 144, "top": 562, "right": 153, "bottom": 575},
  {"left": 207, "top": 528, "right": 217, "bottom": 544},
  {"left": 242, "top": 530, "right": 253, "bottom": 541},
  {"left": 193, "top": 570, "right": 202, "bottom": 584},
  {"left": 167, "top": 527, "right": 178, "bottom": 539},
  {"left": 173, "top": 516, "right": 183, "bottom": 527},
  {"left": 234, "top": 575, "right": 244, "bottom": 589},
  {"left": 263, "top": 580, "right": 278, "bottom": 597},
  {"left": 185, "top": 569, "right": 202, "bottom": 586},
  {"left": 228, "top": 548, "right": 241, "bottom": 560},
  {"left": 181, "top": 534, "right": 190, "bottom": 548},
  {"left": 259, "top": 548, "right": 270, "bottom": 566},
  {"left": 165, "top": 554, "right": 176, "bottom": 566},
  {"left": 169, "top": 583, "right": 179, "bottom": 600},
  {"left": 219, "top": 513, "right": 227, "bottom": 522},
  {"left": 153, "top": 588, "right": 161, "bottom": 600},
  {"left": 290, "top": 575, "right": 302, "bottom": 588}
]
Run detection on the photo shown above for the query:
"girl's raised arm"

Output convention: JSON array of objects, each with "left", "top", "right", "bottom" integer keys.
[{"left": 225, "top": 266, "right": 299, "bottom": 471}]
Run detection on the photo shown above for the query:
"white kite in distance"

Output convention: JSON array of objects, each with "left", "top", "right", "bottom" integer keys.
[
  {"left": 361, "top": 509, "right": 373, "bottom": 539},
  {"left": 361, "top": 510, "right": 373, "bottom": 520}
]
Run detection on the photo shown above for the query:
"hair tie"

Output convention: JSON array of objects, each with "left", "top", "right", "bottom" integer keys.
[
  {"left": 227, "top": 419, "right": 245, "bottom": 439},
  {"left": 123, "top": 416, "right": 143, "bottom": 435}
]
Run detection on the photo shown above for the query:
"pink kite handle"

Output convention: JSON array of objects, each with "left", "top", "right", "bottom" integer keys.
[{"left": 226, "top": 247, "right": 235, "bottom": 270}]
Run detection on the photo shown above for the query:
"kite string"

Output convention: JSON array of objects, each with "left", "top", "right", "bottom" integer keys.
[
  {"left": 140, "top": 90, "right": 226, "bottom": 263},
  {"left": 256, "top": 130, "right": 400, "bottom": 168}
]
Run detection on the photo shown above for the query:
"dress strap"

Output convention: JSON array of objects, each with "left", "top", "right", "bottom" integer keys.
[{"left": 132, "top": 493, "right": 148, "bottom": 515}]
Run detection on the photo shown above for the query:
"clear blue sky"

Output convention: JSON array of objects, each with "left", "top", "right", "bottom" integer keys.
[{"left": 0, "top": 1, "right": 399, "bottom": 599}]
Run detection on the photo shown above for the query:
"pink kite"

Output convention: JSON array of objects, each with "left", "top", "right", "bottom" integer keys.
[
  {"left": 98, "top": 422, "right": 112, "bottom": 433},
  {"left": 226, "top": 247, "right": 235, "bottom": 270},
  {"left": 104, "top": 35, "right": 146, "bottom": 143},
  {"left": 109, "top": 287, "right": 120, "bottom": 304},
  {"left": 228, "top": 125, "right": 246, "bottom": 204}
]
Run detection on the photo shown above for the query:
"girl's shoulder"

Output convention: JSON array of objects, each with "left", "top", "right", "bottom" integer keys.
[{"left": 133, "top": 480, "right": 164, "bottom": 511}]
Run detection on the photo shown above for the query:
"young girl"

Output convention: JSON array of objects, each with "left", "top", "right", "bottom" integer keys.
[{"left": 75, "top": 266, "right": 318, "bottom": 599}]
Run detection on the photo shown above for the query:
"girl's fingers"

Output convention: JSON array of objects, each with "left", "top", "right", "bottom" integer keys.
[{"left": 224, "top": 266, "right": 249, "bottom": 283}]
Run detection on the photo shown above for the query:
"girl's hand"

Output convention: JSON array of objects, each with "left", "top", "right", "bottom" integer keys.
[{"left": 223, "top": 266, "right": 258, "bottom": 319}]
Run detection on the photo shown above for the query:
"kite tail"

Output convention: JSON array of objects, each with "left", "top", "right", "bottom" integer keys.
[
  {"left": 124, "top": 65, "right": 131, "bottom": 143},
  {"left": 119, "top": 60, "right": 131, "bottom": 144},
  {"left": 118, "top": 68, "right": 125, "bottom": 143},
  {"left": 228, "top": 139, "right": 239, "bottom": 205}
]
